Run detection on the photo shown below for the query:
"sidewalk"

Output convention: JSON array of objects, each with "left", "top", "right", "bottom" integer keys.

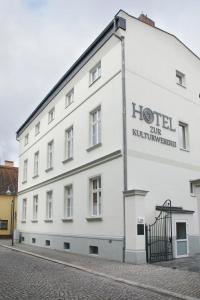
[{"left": 0, "top": 240, "right": 199, "bottom": 300}]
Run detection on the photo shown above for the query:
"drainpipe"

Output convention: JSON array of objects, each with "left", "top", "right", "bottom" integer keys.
[{"left": 113, "top": 18, "right": 127, "bottom": 263}]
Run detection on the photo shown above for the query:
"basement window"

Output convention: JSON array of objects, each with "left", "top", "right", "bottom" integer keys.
[
  {"left": 89, "top": 245, "right": 99, "bottom": 255},
  {"left": 32, "top": 238, "right": 36, "bottom": 244},
  {"left": 0, "top": 220, "right": 8, "bottom": 230},
  {"left": 45, "top": 240, "right": 50, "bottom": 246},
  {"left": 64, "top": 242, "right": 70, "bottom": 250},
  {"left": 21, "top": 236, "right": 25, "bottom": 242}
]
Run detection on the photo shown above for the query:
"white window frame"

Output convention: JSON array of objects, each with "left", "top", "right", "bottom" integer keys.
[
  {"left": 33, "top": 195, "right": 38, "bottom": 221},
  {"left": 24, "top": 134, "right": 29, "bottom": 146},
  {"left": 22, "top": 198, "right": 27, "bottom": 221},
  {"left": 33, "top": 151, "right": 39, "bottom": 177},
  {"left": 90, "top": 106, "right": 101, "bottom": 146},
  {"left": 35, "top": 122, "right": 40, "bottom": 136},
  {"left": 179, "top": 121, "right": 189, "bottom": 151},
  {"left": 48, "top": 107, "right": 55, "bottom": 123},
  {"left": 65, "top": 88, "right": 74, "bottom": 107},
  {"left": 64, "top": 185, "right": 73, "bottom": 219},
  {"left": 89, "top": 176, "right": 102, "bottom": 217},
  {"left": 47, "top": 140, "right": 54, "bottom": 169},
  {"left": 64, "top": 126, "right": 73, "bottom": 160},
  {"left": 89, "top": 62, "right": 101, "bottom": 85},
  {"left": 176, "top": 70, "right": 185, "bottom": 87},
  {"left": 46, "top": 191, "right": 53, "bottom": 220},
  {"left": 23, "top": 159, "right": 28, "bottom": 182}
]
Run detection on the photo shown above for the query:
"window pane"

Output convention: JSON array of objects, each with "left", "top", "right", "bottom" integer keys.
[{"left": 176, "top": 222, "right": 186, "bottom": 239}]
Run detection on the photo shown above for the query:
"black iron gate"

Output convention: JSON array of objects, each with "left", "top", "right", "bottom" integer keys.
[{"left": 145, "top": 199, "right": 173, "bottom": 263}]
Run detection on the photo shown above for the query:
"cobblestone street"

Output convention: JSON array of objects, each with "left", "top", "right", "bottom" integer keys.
[{"left": 0, "top": 246, "right": 178, "bottom": 300}]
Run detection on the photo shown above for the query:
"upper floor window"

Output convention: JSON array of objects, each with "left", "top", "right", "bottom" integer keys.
[
  {"left": 89, "top": 62, "right": 101, "bottom": 85},
  {"left": 64, "top": 185, "right": 73, "bottom": 219},
  {"left": 90, "top": 106, "right": 101, "bottom": 146},
  {"left": 176, "top": 70, "right": 185, "bottom": 87},
  {"left": 23, "top": 159, "right": 28, "bottom": 182},
  {"left": 33, "top": 151, "right": 39, "bottom": 177},
  {"left": 65, "top": 88, "right": 74, "bottom": 107},
  {"left": 35, "top": 122, "right": 40, "bottom": 136},
  {"left": 64, "top": 126, "right": 73, "bottom": 160},
  {"left": 48, "top": 107, "right": 55, "bottom": 123},
  {"left": 179, "top": 121, "right": 189, "bottom": 151},
  {"left": 33, "top": 195, "right": 38, "bottom": 221},
  {"left": 24, "top": 134, "right": 29, "bottom": 146},
  {"left": 47, "top": 140, "right": 54, "bottom": 170},
  {"left": 90, "top": 176, "right": 102, "bottom": 217},
  {"left": 46, "top": 191, "right": 53, "bottom": 220},
  {"left": 22, "top": 198, "right": 27, "bottom": 221}
]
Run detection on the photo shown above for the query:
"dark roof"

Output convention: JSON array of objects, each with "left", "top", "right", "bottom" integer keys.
[
  {"left": 156, "top": 206, "right": 194, "bottom": 214},
  {"left": 0, "top": 166, "right": 18, "bottom": 195}
]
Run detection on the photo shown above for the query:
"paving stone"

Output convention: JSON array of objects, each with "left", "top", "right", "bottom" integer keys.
[{"left": 0, "top": 247, "right": 175, "bottom": 300}]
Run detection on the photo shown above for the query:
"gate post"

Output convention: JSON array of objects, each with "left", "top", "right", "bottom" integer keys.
[{"left": 123, "top": 189, "right": 148, "bottom": 264}]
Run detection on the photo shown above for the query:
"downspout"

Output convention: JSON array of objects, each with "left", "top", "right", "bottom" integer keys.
[{"left": 114, "top": 18, "right": 127, "bottom": 263}]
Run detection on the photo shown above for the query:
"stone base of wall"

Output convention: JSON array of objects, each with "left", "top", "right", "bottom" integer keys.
[
  {"left": 19, "top": 231, "right": 124, "bottom": 262},
  {"left": 125, "top": 249, "right": 146, "bottom": 264}
]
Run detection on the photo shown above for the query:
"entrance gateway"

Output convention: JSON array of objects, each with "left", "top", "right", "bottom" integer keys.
[{"left": 145, "top": 199, "right": 173, "bottom": 263}]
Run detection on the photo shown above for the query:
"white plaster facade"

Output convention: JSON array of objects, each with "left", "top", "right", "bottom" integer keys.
[{"left": 17, "top": 10, "right": 200, "bottom": 263}]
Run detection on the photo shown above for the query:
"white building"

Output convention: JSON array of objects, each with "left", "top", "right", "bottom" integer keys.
[{"left": 16, "top": 10, "right": 200, "bottom": 264}]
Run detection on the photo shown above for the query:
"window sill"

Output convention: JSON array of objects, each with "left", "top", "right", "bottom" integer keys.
[
  {"left": 87, "top": 143, "right": 102, "bottom": 152},
  {"left": 62, "top": 157, "right": 73, "bottom": 164},
  {"left": 65, "top": 101, "right": 74, "bottom": 109},
  {"left": 180, "top": 147, "right": 190, "bottom": 152},
  {"left": 86, "top": 217, "right": 102, "bottom": 221},
  {"left": 32, "top": 174, "right": 39, "bottom": 179},
  {"left": 44, "top": 219, "right": 53, "bottom": 223},
  {"left": 31, "top": 220, "right": 38, "bottom": 223},
  {"left": 21, "top": 220, "right": 26, "bottom": 223},
  {"left": 45, "top": 167, "right": 53, "bottom": 173},
  {"left": 62, "top": 218, "right": 73, "bottom": 222},
  {"left": 176, "top": 83, "right": 186, "bottom": 89},
  {"left": 89, "top": 75, "right": 101, "bottom": 87},
  {"left": 22, "top": 180, "right": 27, "bottom": 184}
]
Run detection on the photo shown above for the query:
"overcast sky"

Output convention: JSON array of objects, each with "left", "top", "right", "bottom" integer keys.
[{"left": 0, "top": 0, "right": 200, "bottom": 166}]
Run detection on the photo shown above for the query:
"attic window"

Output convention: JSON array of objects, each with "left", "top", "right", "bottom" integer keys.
[{"left": 176, "top": 70, "right": 186, "bottom": 87}]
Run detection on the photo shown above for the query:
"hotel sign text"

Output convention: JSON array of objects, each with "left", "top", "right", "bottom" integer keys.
[{"left": 132, "top": 102, "right": 177, "bottom": 148}]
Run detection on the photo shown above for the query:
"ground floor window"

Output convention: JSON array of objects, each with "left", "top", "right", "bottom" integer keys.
[
  {"left": 0, "top": 220, "right": 8, "bottom": 230},
  {"left": 90, "top": 176, "right": 102, "bottom": 216}
]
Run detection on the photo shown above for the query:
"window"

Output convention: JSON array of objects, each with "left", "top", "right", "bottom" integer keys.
[
  {"left": 32, "top": 238, "right": 36, "bottom": 244},
  {"left": 35, "top": 122, "right": 40, "bottom": 136},
  {"left": 176, "top": 70, "right": 185, "bottom": 87},
  {"left": 179, "top": 122, "right": 189, "bottom": 150},
  {"left": 33, "top": 195, "right": 38, "bottom": 221},
  {"left": 65, "top": 88, "right": 74, "bottom": 107},
  {"left": 33, "top": 151, "right": 39, "bottom": 177},
  {"left": 90, "top": 176, "right": 102, "bottom": 216},
  {"left": 64, "top": 185, "right": 73, "bottom": 218},
  {"left": 23, "top": 159, "right": 28, "bottom": 182},
  {"left": 45, "top": 240, "right": 50, "bottom": 246},
  {"left": 48, "top": 107, "right": 55, "bottom": 123},
  {"left": 46, "top": 191, "right": 53, "bottom": 220},
  {"left": 90, "top": 107, "right": 101, "bottom": 146},
  {"left": 22, "top": 198, "right": 27, "bottom": 221},
  {"left": 0, "top": 220, "right": 8, "bottom": 230},
  {"left": 64, "top": 242, "right": 70, "bottom": 250},
  {"left": 89, "top": 245, "right": 98, "bottom": 255},
  {"left": 90, "top": 62, "right": 101, "bottom": 85},
  {"left": 64, "top": 127, "right": 73, "bottom": 160},
  {"left": 24, "top": 134, "right": 29, "bottom": 146},
  {"left": 47, "top": 140, "right": 54, "bottom": 169}
]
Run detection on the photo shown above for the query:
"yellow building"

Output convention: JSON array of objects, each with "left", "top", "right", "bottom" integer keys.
[{"left": 0, "top": 161, "right": 18, "bottom": 238}]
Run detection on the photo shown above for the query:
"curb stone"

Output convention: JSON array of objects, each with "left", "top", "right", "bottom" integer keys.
[{"left": 0, "top": 244, "right": 199, "bottom": 300}]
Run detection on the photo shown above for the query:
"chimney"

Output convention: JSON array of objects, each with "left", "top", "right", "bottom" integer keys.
[
  {"left": 138, "top": 13, "right": 155, "bottom": 27},
  {"left": 5, "top": 160, "right": 14, "bottom": 167}
]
